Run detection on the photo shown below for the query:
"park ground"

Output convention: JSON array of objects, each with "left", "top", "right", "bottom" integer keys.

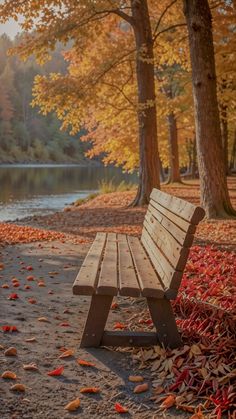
[{"left": 0, "top": 178, "right": 235, "bottom": 418}]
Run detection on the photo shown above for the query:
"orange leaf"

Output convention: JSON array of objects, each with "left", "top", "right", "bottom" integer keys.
[
  {"left": 80, "top": 387, "right": 100, "bottom": 393},
  {"left": 38, "top": 281, "right": 46, "bottom": 287},
  {"left": 47, "top": 366, "right": 64, "bottom": 376},
  {"left": 133, "top": 383, "right": 149, "bottom": 394},
  {"left": 114, "top": 322, "right": 126, "bottom": 330},
  {"left": 77, "top": 359, "right": 95, "bottom": 367},
  {"left": 64, "top": 398, "right": 80, "bottom": 411},
  {"left": 160, "top": 394, "right": 176, "bottom": 409},
  {"left": 1, "top": 371, "right": 17, "bottom": 380},
  {"left": 114, "top": 402, "right": 129, "bottom": 413},
  {"left": 38, "top": 317, "right": 50, "bottom": 323},
  {"left": 4, "top": 347, "right": 17, "bottom": 356},
  {"left": 10, "top": 384, "right": 26, "bottom": 392},
  {"left": 59, "top": 349, "right": 74, "bottom": 358},
  {"left": 2, "top": 284, "right": 9, "bottom": 289},
  {"left": 128, "top": 375, "right": 144, "bottom": 383},
  {"left": 26, "top": 275, "right": 34, "bottom": 281}
]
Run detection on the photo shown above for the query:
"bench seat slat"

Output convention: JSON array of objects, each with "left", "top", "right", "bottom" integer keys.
[
  {"left": 72, "top": 232, "right": 106, "bottom": 295},
  {"left": 118, "top": 234, "right": 140, "bottom": 297},
  {"left": 128, "top": 236, "right": 165, "bottom": 298},
  {"left": 97, "top": 233, "right": 118, "bottom": 296}
]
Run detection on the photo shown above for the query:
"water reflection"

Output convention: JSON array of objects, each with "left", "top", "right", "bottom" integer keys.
[{"left": 0, "top": 164, "right": 137, "bottom": 221}]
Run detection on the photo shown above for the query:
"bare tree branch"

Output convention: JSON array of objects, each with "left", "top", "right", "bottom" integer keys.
[{"left": 152, "top": 0, "right": 178, "bottom": 40}]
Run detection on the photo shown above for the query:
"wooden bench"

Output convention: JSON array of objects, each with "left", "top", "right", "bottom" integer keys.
[{"left": 72, "top": 189, "right": 205, "bottom": 349}]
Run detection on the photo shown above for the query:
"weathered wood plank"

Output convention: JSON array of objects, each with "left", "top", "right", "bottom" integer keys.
[
  {"left": 150, "top": 189, "right": 205, "bottom": 224},
  {"left": 143, "top": 218, "right": 190, "bottom": 271},
  {"left": 97, "top": 233, "right": 118, "bottom": 295},
  {"left": 80, "top": 295, "right": 113, "bottom": 347},
  {"left": 148, "top": 204, "right": 194, "bottom": 247},
  {"left": 150, "top": 199, "right": 196, "bottom": 234},
  {"left": 147, "top": 297, "right": 182, "bottom": 348},
  {"left": 73, "top": 232, "right": 106, "bottom": 295},
  {"left": 141, "top": 228, "right": 182, "bottom": 293},
  {"left": 117, "top": 234, "right": 140, "bottom": 297},
  {"left": 128, "top": 236, "right": 165, "bottom": 298},
  {"left": 101, "top": 331, "right": 158, "bottom": 347}
]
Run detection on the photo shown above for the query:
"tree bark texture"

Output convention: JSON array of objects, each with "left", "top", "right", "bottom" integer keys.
[
  {"left": 221, "top": 106, "right": 230, "bottom": 175},
  {"left": 166, "top": 111, "right": 181, "bottom": 183},
  {"left": 131, "top": 0, "right": 160, "bottom": 206},
  {"left": 184, "top": 0, "right": 235, "bottom": 218}
]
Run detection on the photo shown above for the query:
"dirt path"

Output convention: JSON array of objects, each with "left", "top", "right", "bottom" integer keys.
[{"left": 1, "top": 241, "right": 183, "bottom": 419}]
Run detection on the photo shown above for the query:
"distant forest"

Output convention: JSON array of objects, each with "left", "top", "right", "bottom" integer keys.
[{"left": 0, "top": 34, "right": 90, "bottom": 163}]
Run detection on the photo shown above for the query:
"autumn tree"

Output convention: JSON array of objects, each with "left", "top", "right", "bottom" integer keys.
[
  {"left": 0, "top": 0, "right": 165, "bottom": 205},
  {"left": 183, "top": 0, "right": 236, "bottom": 218}
]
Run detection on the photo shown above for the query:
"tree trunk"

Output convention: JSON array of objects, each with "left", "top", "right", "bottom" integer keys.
[
  {"left": 230, "top": 129, "right": 236, "bottom": 170},
  {"left": 159, "top": 156, "right": 165, "bottom": 182},
  {"left": 221, "top": 106, "right": 230, "bottom": 175},
  {"left": 131, "top": 0, "right": 160, "bottom": 206},
  {"left": 166, "top": 111, "right": 181, "bottom": 183},
  {"left": 183, "top": 0, "right": 235, "bottom": 218},
  {"left": 190, "top": 136, "right": 198, "bottom": 178}
]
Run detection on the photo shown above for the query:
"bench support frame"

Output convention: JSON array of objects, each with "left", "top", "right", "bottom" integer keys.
[{"left": 80, "top": 295, "right": 182, "bottom": 349}]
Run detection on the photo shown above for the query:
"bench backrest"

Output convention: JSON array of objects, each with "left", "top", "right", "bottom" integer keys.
[{"left": 141, "top": 188, "right": 205, "bottom": 298}]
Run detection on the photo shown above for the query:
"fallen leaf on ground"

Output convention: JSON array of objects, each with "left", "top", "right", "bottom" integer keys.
[
  {"left": 24, "top": 285, "right": 31, "bottom": 290},
  {"left": 47, "top": 366, "right": 64, "bottom": 376},
  {"left": 26, "top": 275, "right": 34, "bottom": 281},
  {"left": 38, "top": 317, "right": 50, "bottom": 323},
  {"left": 10, "top": 384, "right": 26, "bottom": 392},
  {"left": 1, "top": 371, "right": 17, "bottom": 379},
  {"left": 111, "top": 302, "right": 118, "bottom": 310},
  {"left": 2, "top": 325, "right": 18, "bottom": 332},
  {"left": 59, "top": 322, "right": 70, "bottom": 327},
  {"left": 28, "top": 298, "right": 37, "bottom": 304},
  {"left": 26, "top": 266, "right": 33, "bottom": 271},
  {"left": 114, "top": 402, "right": 129, "bottom": 413},
  {"left": 8, "top": 293, "right": 19, "bottom": 300},
  {"left": 0, "top": 263, "right": 5, "bottom": 270},
  {"left": 114, "top": 322, "right": 126, "bottom": 330},
  {"left": 160, "top": 394, "right": 176, "bottom": 409},
  {"left": 4, "top": 347, "right": 17, "bottom": 356},
  {"left": 133, "top": 383, "right": 149, "bottom": 393},
  {"left": 38, "top": 281, "right": 46, "bottom": 287},
  {"left": 25, "top": 337, "right": 36, "bottom": 342},
  {"left": 23, "top": 363, "right": 38, "bottom": 371},
  {"left": 59, "top": 349, "right": 74, "bottom": 358},
  {"left": 128, "top": 375, "right": 144, "bottom": 383},
  {"left": 77, "top": 359, "right": 95, "bottom": 367},
  {"left": 64, "top": 399, "right": 80, "bottom": 411},
  {"left": 80, "top": 387, "right": 100, "bottom": 393},
  {"left": 2, "top": 284, "right": 9, "bottom": 288}
]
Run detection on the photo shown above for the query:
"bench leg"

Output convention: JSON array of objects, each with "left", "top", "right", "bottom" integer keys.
[
  {"left": 80, "top": 295, "right": 113, "bottom": 348},
  {"left": 147, "top": 297, "right": 182, "bottom": 349}
]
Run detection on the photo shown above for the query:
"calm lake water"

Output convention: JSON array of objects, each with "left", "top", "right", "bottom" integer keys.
[{"left": 0, "top": 164, "right": 137, "bottom": 222}]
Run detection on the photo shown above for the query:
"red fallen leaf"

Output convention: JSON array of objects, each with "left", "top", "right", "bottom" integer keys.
[
  {"left": 26, "top": 275, "right": 34, "bottom": 281},
  {"left": 26, "top": 266, "right": 33, "bottom": 271},
  {"left": 47, "top": 366, "right": 64, "bottom": 376},
  {"left": 111, "top": 302, "right": 118, "bottom": 310},
  {"left": 24, "top": 285, "right": 31, "bottom": 290},
  {"left": 13, "top": 282, "right": 20, "bottom": 288},
  {"left": 28, "top": 298, "right": 37, "bottom": 304},
  {"left": 59, "top": 322, "right": 70, "bottom": 327},
  {"left": 8, "top": 293, "right": 19, "bottom": 300},
  {"left": 2, "top": 325, "right": 18, "bottom": 332},
  {"left": 77, "top": 359, "right": 95, "bottom": 367},
  {"left": 80, "top": 387, "right": 100, "bottom": 393},
  {"left": 48, "top": 290, "right": 54, "bottom": 295},
  {"left": 2, "top": 284, "right": 9, "bottom": 289},
  {"left": 114, "top": 322, "right": 126, "bottom": 330},
  {"left": 115, "top": 402, "right": 129, "bottom": 413}
]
